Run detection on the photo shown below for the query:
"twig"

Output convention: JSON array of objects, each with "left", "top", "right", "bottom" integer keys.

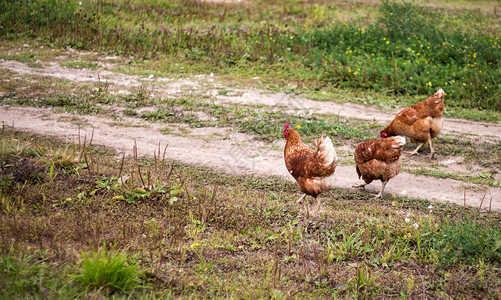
[
  {"left": 137, "top": 164, "right": 146, "bottom": 188},
  {"left": 416, "top": 267, "right": 426, "bottom": 300},
  {"left": 84, "top": 151, "right": 92, "bottom": 177},
  {"left": 133, "top": 139, "right": 146, "bottom": 188},
  {"left": 89, "top": 129, "right": 94, "bottom": 146},
  {"left": 161, "top": 143, "right": 169, "bottom": 176},
  {"left": 479, "top": 191, "right": 487, "bottom": 210},
  {"left": 488, "top": 197, "right": 492, "bottom": 212},
  {"left": 78, "top": 135, "right": 87, "bottom": 163},
  {"left": 118, "top": 152, "right": 125, "bottom": 182}
]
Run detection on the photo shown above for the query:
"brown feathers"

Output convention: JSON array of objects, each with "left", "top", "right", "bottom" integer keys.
[{"left": 283, "top": 127, "right": 337, "bottom": 198}]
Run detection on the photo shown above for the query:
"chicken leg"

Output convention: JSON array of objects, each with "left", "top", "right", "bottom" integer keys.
[
  {"left": 428, "top": 138, "right": 436, "bottom": 159},
  {"left": 375, "top": 180, "right": 389, "bottom": 199},
  {"left": 296, "top": 194, "right": 306, "bottom": 204}
]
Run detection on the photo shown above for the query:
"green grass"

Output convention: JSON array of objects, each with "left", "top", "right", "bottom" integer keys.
[
  {"left": 1, "top": 129, "right": 500, "bottom": 298},
  {"left": 60, "top": 61, "right": 100, "bottom": 70},
  {"left": 72, "top": 247, "right": 147, "bottom": 294},
  {"left": 1, "top": 0, "right": 500, "bottom": 117},
  {"left": 406, "top": 168, "right": 500, "bottom": 187}
]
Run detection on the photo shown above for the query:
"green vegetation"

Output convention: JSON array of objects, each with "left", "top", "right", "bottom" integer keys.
[
  {"left": 1, "top": 0, "right": 500, "bottom": 116},
  {"left": 61, "top": 61, "right": 100, "bottom": 70},
  {"left": 72, "top": 247, "right": 146, "bottom": 294},
  {"left": 1, "top": 129, "right": 500, "bottom": 298},
  {"left": 1, "top": 0, "right": 500, "bottom": 297}
]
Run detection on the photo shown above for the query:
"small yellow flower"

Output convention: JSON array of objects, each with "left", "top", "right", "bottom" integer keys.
[
  {"left": 383, "top": 37, "right": 386, "bottom": 41},
  {"left": 463, "top": 83, "right": 466, "bottom": 86},
  {"left": 348, "top": 69, "right": 351, "bottom": 73},
  {"left": 386, "top": 41, "right": 390, "bottom": 44},
  {"left": 296, "top": 125, "right": 300, "bottom": 129},
  {"left": 392, "top": 200, "right": 396, "bottom": 206},
  {"left": 371, "top": 53, "right": 375, "bottom": 56}
]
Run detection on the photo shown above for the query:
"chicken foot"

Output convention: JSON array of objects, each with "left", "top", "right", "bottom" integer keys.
[
  {"left": 404, "top": 142, "right": 425, "bottom": 156},
  {"left": 352, "top": 182, "right": 368, "bottom": 189},
  {"left": 405, "top": 138, "right": 436, "bottom": 158}
]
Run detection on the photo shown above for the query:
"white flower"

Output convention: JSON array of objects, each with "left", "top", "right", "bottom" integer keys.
[
  {"left": 148, "top": 74, "right": 154, "bottom": 79},
  {"left": 79, "top": 1, "right": 82, "bottom": 5},
  {"left": 412, "top": 223, "right": 419, "bottom": 229},
  {"left": 209, "top": 72, "right": 214, "bottom": 78},
  {"left": 404, "top": 217, "right": 411, "bottom": 223},
  {"left": 401, "top": 189, "right": 407, "bottom": 196}
]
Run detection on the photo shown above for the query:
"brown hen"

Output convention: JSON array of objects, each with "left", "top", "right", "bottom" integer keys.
[
  {"left": 283, "top": 124, "right": 337, "bottom": 210},
  {"left": 380, "top": 89, "right": 444, "bottom": 158},
  {"left": 353, "top": 136, "right": 406, "bottom": 198}
]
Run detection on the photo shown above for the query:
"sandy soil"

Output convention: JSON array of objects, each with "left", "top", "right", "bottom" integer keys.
[{"left": 1, "top": 60, "right": 499, "bottom": 210}]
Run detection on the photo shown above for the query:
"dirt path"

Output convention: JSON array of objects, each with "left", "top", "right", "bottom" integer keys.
[
  {"left": 214, "top": 90, "right": 501, "bottom": 139},
  {"left": 2, "top": 59, "right": 500, "bottom": 138},
  {"left": 1, "top": 106, "right": 499, "bottom": 210}
]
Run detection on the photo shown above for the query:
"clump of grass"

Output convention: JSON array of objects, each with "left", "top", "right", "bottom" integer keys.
[
  {"left": 421, "top": 219, "right": 501, "bottom": 266},
  {"left": 72, "top": 247, "right": 147, "bottom": 295},
  {"left": 0, "top": 249, "right": 67, "bottom": 298}
]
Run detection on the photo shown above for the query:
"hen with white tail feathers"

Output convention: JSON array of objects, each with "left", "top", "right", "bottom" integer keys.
[
  {"left": 283, "top": 124, "right": 337, "bottom": 204},
  {"left": 353, "top": 136, "right": 406, "bottom": 198}
]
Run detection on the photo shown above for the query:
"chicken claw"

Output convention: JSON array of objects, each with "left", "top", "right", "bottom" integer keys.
[{"left": 352, "top": 182, "right": 368, "bottom": 189}]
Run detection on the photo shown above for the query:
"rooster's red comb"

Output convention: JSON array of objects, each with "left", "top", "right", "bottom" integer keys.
[{"left": 284, "top": 123, "right": 289, "bottom": 129}]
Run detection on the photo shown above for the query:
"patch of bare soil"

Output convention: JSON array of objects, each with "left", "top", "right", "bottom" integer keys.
[{"left": 1, "top": 106, "right": 499, "bottom": 210}]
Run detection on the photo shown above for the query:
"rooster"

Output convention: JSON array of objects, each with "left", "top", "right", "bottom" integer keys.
[
  {"left": 353, "top": 136, "right": 406, "bottom": 198},
  {"left": 283, "top": 124, "right": 337, "bottom": 210},
  {"left": 380, "top": 89, "right": 444, "bottom": 158}
]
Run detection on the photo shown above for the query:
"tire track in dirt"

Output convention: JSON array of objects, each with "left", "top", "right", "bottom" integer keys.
[{"left": 1, "top": 106, "right": 499, "bottom": 210}]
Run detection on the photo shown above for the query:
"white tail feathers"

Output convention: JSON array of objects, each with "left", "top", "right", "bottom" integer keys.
[
  {"left": 435, "top": 89, "right": 444, "bottom": 98},
  {"left": 316, "top": 136, "right": 338, "bottom": 166},
  {"left": 392, "top": 136, "right": 406, "bottom": 148}
]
